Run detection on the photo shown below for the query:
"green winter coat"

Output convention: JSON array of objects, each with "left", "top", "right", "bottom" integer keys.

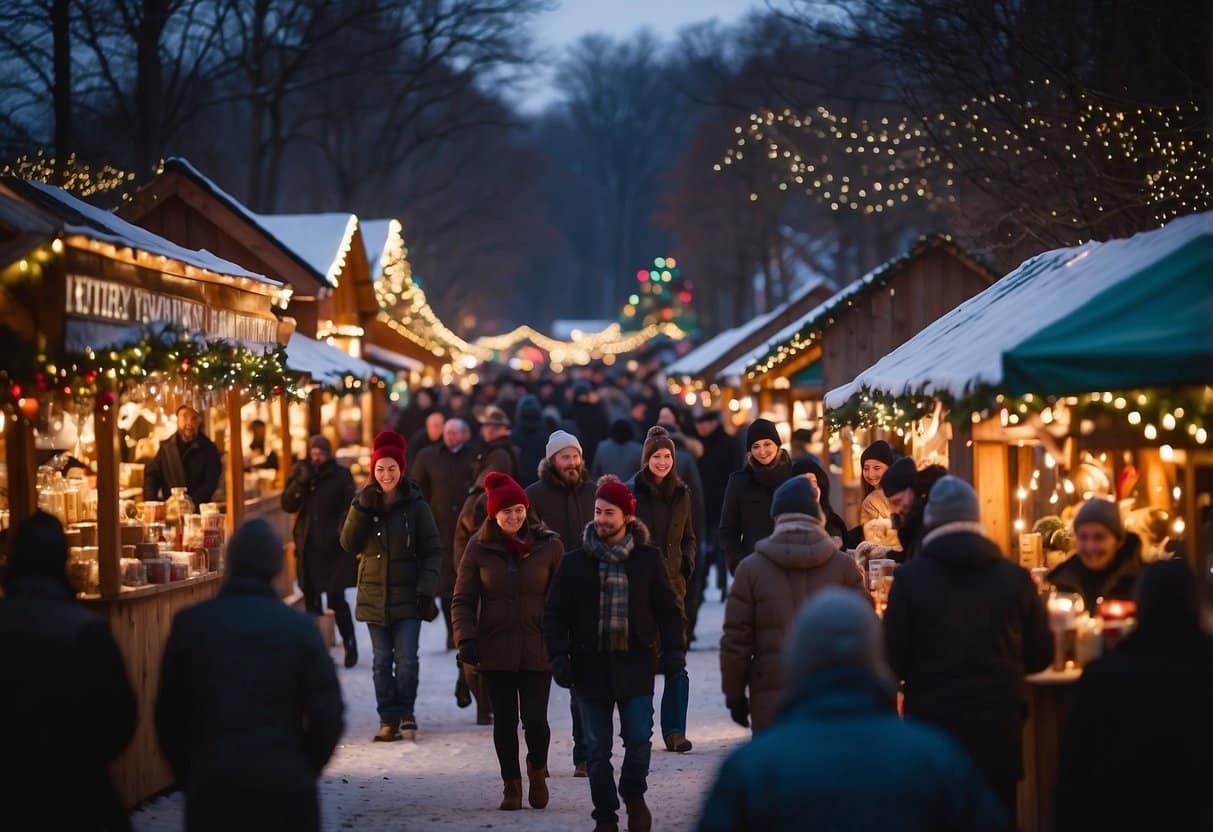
[{"left": 340, "top": 480, "right": 443, "bottom": 626}]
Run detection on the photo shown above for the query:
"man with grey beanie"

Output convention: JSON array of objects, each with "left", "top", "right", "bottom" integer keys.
[
  {"left": 883, "top": 476, "right": 1053, "bottom": 824},
  {"left": 698, "top": 588, "right": 1008, "bottom": 832},
  {"left": 156, "top": 518, "right": 345, "bottom": 831}
]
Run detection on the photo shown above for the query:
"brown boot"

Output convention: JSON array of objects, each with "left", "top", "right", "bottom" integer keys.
[
  {"left": 625, "top": 798, "right": 652, "bottom": 832},
  {"left": 499, "top": 778, "right": 523, "bottom": 811},
  {"left": 664, "top": 732, "right": 693, "bottom": 753},
  {"left": 526, "top": 759, "right": 550, "bottom": 809},
  {"left": 372, "top": 722, "right": 401, "bottom": 742}
]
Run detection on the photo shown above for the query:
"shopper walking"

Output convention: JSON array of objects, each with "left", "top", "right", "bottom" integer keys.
[
  {"left": 281, "top": 435, "right": 358, "bottom": 667},
  {"left": 453, "top": 473, "right": 564, "bottom": 812},
  {"left": 720, "top": 476, "right": 867, "bottom": 732},
  {"left": 341, "top": 430, "right": 443, "bottom": 741},
  {"left": 627, "top": 426, "right": 696, "bottom": 753},
  {"left": 591, "top": 418, "right": 643, "bottom": 481},
  {"left": 720, "top": 418, "right": 802, "bottom": 573},
  {"left": 0, "top": 512, "right": 136, "bottom": 832},
  {"left": 883, "top": 476, "right": 1053, "bottom": 821},
  {"left": 691, "top": 410, "right": 741, "bottom": 618},
  {"left": 698, "top": 588, "right": 1008, "bottom": 832},
  {"left": 156, "top": 518, "right": 344, "bottom": 831},
  {"left": 544, "top": 476, "right": 685, "bottom": 832}
]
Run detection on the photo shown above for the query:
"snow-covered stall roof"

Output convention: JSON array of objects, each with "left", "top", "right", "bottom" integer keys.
[
  {"left": 824, "top": 211, "right": 1213, "bottom": 409},
  {"left": 719, "top": 309, "right": 819, "bottom": 382},
  {"left": 360, "top": 219, "right": 393, "bottom": 281},
  {"left": 161, "top": 157, "right": 330, "bottom": 287},
  {"left": 254, "top": 212, "right": 359, "bottom": 286},
  {"left": 285, "top": 332, "right": 393, "bottom": 385},
  {"left": 9, "top": 178, "right": 277, "bottom": 285}
]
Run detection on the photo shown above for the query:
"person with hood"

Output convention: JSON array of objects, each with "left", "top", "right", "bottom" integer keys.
[
  {"left": 156, "top": 518, "right": 345, "bottom": 831},
  {"left": 720, "top": 418, "right": 807, "bottom": 574},
  {"left": 1056, "top": 559, "right": 1213, "bottom": 831},
  {"left": 453, "top": 473, "right": 564, "bottom": 812},
  {"left": 591, "top": 418, "right": 643, "bottom": 481},
  {"left": 883, "top": 476, "right": 1053, "bottom": 820},
  {"left": 720, "top": 476, "right": 868, "bottom": 732},
  {"left": 698, "top": 589, "right": 1008, "bottom": 832},
  {"left": 281, "top": 434, "right": 359, "bottom": 667},
  {"left": 691, "top": 411, "right": 742, "bottom": 617},
  {"left": 512, "top": 395, "right": 550, "bottom": 488},
  {"left": 1046, "top": 498, "right": 1144, "bottom": 613},
  {"left": 543, "top": 476, "right": 685, "bottom": 832},
  {"left": 340, "top": 431, "right": 443, "bottom": 741},
  {"left": 627, "top": 426, "right": 697, "bottom": 753},
  {"left": 0, "top": 512, "right": 136, "bottom": 831},
  {"left": 525, "top": 429, "right": 597, "bottom": 775},
  {"left": 879, "top": 457, "right": 948, "bottom": 562}
]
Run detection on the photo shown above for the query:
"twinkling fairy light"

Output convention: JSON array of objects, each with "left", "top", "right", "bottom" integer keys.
[{"left": 1, "top": 151, "right": 135, "bottom": 197}]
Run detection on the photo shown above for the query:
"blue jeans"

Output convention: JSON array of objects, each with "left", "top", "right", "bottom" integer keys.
[
  {"left": 660, "top": 668, "right": 690, "bottom": 739},
  {"left": 571, "top": 691, "right": 588, "bottom": 765},
  {"left": 577, "top": 694, "right": 654, "bottom": 824},
  {"left": 367, "top": 618, "right": 421, "bottom": 724}
]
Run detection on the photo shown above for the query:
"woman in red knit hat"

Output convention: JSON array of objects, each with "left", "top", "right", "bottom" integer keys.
[
  {"left": 452, "top": 472, "right": 565, "bottom": 811},
  {"left": 340, "top": 431, "right": 444, "bottom": 741}
]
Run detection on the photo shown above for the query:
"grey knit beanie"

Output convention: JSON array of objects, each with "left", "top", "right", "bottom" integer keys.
[
  {"left": 923, "top": 476, "right": 981, "bottom": 529},
  {"left": 1074, "top": 498, "right": 1125, "bottom": 540},
  {"left": 783, "top": 587, "right": 886, "bottom": 682}
]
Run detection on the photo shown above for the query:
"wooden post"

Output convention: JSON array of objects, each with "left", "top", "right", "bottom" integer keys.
[
  {"left": 974, "top": 441, "right": 1012, "bottom": 552},
  {"left": 224, "top": 387, "right": 245, "bottom": 536},
  {"left": 1137, "top": 447, "right": 1171, "bottom": 510},
  {"left": 277, "top": 394, "right": 292, "bottom": 488},
  {"left": 95, "top": 391, "right": 122, "bottom": 597},
  {"left": 3, "top": 412, "right": 38, "bottom": 562}
]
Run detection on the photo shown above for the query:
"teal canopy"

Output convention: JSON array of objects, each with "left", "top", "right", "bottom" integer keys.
[{"left": 1002, "top": 231, "right": 1213, "bottom": 395}]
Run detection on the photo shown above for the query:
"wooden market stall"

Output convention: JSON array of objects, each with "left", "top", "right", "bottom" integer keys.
[
  {"left": 823, "top": 210, "right": 1213, "bottom": 832},
  {"left": 741, "top": 235, "right": 997, "bottom": 521},
  {"left": 0, "top": 175, "right": 288, "bottom": 808}
]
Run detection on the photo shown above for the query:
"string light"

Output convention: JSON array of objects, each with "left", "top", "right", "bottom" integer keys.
[{"left": 1, "top": 151, "right": 136, "bottom": 197}]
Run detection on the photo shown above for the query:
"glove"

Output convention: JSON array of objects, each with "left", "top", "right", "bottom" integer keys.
[
  {"left": 357, "top": 486, "right": 380, "bottom": 511},
  {"left": 551, "top": 655, "right": 574, "bottom": 689},
  {"left": 661, "top": 650, "right": 686, "bottom": 676},
  {"left": 418, "top": 594, "right": 439, "bottom": 622},
  {"left": 457, "top": 640, "right": 480, "bottom": 667},
  {"left": 727, "top": 697, "right": 750, "bottom": 728}
]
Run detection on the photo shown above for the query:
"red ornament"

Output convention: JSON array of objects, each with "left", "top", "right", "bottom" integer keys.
[
  {"left": 17, "top": 396, "right": 39, "bottom": 420},
  {"left": 180, "top": 357, "right": 191, "bottom": 372},
  {"left": 33, "top": 371, "right": 47, "bottom": 391},
  {"left": 84, "top": 370, "right": 98, "bottom": 384},
  {"left": 273, "top": 385, "right": 284, "bottom": 396},
  {"left": 94, "top": 390, "right": 116, "bottom": 414},
  {"left": 11, "top": 384, "right": 21, "bottom": 398}
]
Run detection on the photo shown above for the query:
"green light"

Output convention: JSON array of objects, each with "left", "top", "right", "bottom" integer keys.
[
  {"left": 654, "top": 257, "right": 666, "bottom": 268},
  {"left": 649, "top": 270, "right": 659, "bottom": 281},
  {"left": 628, "top": 294, "right": 639, "bottom": 304}
]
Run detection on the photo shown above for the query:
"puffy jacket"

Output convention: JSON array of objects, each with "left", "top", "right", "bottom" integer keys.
[
  {"left": 340, "top": 480, "right": 443, "bottom": 626},
  {"left": 721, "top": 513, "right": 867, "bottom": 730},
  {"left": 451, "top": 513, "right": 564, "bottom": 673},
  {"left": 627, "top": 468, "right": 696, "bottom": 610},
  {"left": 524, "top": 458, "right": 596, "bottom": 553}
]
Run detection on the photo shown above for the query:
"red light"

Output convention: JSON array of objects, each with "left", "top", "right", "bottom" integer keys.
[
  {"left": 636, "top": 270, "right": 648, "bottom": 281},
  {"left": 678, "top": 291, "right": 692, "bottom": 303}
]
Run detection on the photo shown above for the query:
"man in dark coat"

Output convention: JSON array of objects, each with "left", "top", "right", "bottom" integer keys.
[
  {"left": 281, "top": 434, "right": 358, "bottom": 667},
  {"left": 698, "top": 588, "right": 1008, "bottom": 832},
  {"left": 591, "top": 418, "right": 643, "bottom": 481},
  {"left": 512, "top": 394, "right": 550, "bottom": 487},
  {"left": 880, "top": 459, "right": 949, "bottom": 562},
  {"left": 406, "top": 408, "right": 446, "bottom": 470},
  {"left": 690, "top": 410, "right": 741, "bottom": 620},
  {"left": 143, "top": 403, "right": 221, "bottom": 504},
  {"left": 883, "top": 477, "right": 1053, "bottom": 821},
  {"left": 0, "top": 512, "right": 136, "bottom": 831},
  {"left": 1047, "top": 497, "right": 1144, "bottom": 612},
  {"left": 411, "top": 417, "right": 477, "bottom": 650},
  {"left": 567, "top": 380, "right": 609, "bottom": 466},
  {"left": 1056, "top": 559, "right": 1213, "bottom": 831},
  {"left": 544, "top": 478, "right": 685, "bottom": 832},
  {"left": 156, "top": 519, "right": 344, "bottom": 831}
]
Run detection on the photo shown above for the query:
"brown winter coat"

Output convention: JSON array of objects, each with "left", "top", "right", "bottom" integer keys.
[
  {"left": 720, "top": 512, "right": 868, "bottom": 731},
  {"left": 452, "top": 513, "right": 564, "bottom": 673},
  {"left": 627, "top": 468, "right": 696, "bottom": 612}
]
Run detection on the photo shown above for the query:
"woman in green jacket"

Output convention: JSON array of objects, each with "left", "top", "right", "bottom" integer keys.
[{"left": 340, "top": 431, "right": 443, "bottom": 741}]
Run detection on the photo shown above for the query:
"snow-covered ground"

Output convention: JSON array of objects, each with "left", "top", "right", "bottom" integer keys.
[{"left": 132, "top": 580, "right": 746, "bottom": 831}]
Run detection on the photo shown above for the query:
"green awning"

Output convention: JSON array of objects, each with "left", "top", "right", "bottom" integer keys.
[
  {"left": 1002, "top": 233, "right": 1213, "bottom": 395},
  {"left": 791, "top": 360, "right": 823, "bottom": 387}
]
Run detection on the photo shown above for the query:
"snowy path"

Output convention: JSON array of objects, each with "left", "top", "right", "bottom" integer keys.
[{"left": 132, "top": 584, "right": 746, "bottom": 831}]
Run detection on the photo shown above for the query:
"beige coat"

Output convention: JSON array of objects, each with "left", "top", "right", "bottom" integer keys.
[
  {"left": 860, "top": 488, "right": 900, "bottom": 546},
  {"left": 720, "top": 512, "right": 868, "bottom": 731}
]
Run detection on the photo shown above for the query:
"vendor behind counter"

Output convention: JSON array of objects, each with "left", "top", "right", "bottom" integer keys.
[
  {"left": 1047, "top": 498, "right": 1144, "bottom": 613},
  {"left": 143, "top": 405, "right": 221, "bottom": 505}
]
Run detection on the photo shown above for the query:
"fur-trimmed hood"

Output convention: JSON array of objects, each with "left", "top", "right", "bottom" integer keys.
[
  {"left": 538, "top": 455, "right": 589, "bottom": 490},
  {"left": 752, "top": 512, "right": 841, "bottom": 570},
  {"left": 581, "top": 516, "right": 651, "bottom": 548}
]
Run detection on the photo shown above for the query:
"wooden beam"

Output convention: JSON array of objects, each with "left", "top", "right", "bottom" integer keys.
[
  {"left": 277, "top": 394, "right": 292, "bottom": 488},
  {"left": 224, "top": 387, "right": 245, "bottom": 536},
  {"left": 3, "top": 412, "right": 38, "bottom": 547},
  {"left": 974, "top": 441, "right": 1012, "bottom": 552},
  {"left": 95, "top": 391, "right": 122, "bottom": 597}
]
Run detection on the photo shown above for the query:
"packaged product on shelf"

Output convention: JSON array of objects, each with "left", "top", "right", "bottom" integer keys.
[{"left": 120, "top": 558, "right": 148, "bottom": 587}]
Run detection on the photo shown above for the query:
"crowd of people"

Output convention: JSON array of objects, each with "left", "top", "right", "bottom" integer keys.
[{"left": 2, "top": 367, "right": 1211, "bottom": 832}]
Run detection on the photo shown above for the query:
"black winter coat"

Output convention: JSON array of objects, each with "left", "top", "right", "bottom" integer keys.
[
  {"left": 1046, "top": 533, "right": 1144, "bottom": 613},
  {"left": 696, "top": 425, "right": 743, "bottom": 527},
  {"left": 627, "top": 469, "right": 696, "bottom": 608},
  {"left": 512, "top": 395, "right": 549, "bottom": 487},
  {"left": 671, "top": 440, "right": 707, "bottom": 546},
  {"left": 884, "top": 523, "right": 1054, "bottom": 789},
  {"left": 568, "top": 399, "right": 609, "bottom": 464},
  {"left": 143, "top": 431, "right": 222, "bottom": 504},
  {"left": 411, "top": 441, "right": 478, "bottom": 595},
  {"left": 155, "top": 577, "right": 343, "bottom": 831},
  {"left": 281, "top": 459, "right": 357, "bottom": 591},
  {"left": 720, "top": 451, "right": 811, "bottom": 573},
  {"left": 543, "top": 520, "right": 685, "bottom": 700},
  {"left": 0, "top": 576, "right": 136, "bottom": 830},
  {"left": 1056, "top": 622, "right": 1213, "bottom": 831},
  {"left": 340, "top": 480, "right": 444, "bottom": 626},
  {"left": 525, "top": 458, "right": 597, "bottom": 553},
  {"left": 799, "top": 457, "right": 849, "bottom": 541}
]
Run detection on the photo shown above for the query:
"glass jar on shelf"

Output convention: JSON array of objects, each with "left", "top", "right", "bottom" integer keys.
[{"left": 165, "top": 487, "right": 195, "bottom": 548}]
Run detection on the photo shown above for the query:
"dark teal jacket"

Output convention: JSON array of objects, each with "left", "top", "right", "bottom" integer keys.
[
  {"left": 340, "top": 480, "right": 442, "bottom": 626},
  {"left": 696, "top": 666, "right": 1009, "bottom": 832}
]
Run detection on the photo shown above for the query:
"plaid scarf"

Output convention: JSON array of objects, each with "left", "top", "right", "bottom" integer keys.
[{"left": 584, "top": 524, "right": 634, "bottom": 653}]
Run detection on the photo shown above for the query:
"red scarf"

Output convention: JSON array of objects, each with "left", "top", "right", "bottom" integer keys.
[{"left": 502, "top": 534, "right": 531, "bottom": 559}]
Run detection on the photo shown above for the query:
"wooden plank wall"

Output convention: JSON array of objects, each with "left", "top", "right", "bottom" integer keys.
[{"left": 88, "top": 576, "right": 222, "bottom": 808}]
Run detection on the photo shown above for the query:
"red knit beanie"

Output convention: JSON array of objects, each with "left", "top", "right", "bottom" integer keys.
[
  {"left": 485, "top": 472, "right": 529, "bottom": 516},
  {"left": 595, "top": 474, "right": 637, "bottom": 516},
  {"left": 370, "top": 430, "right": 407, "bottom": 472}
]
